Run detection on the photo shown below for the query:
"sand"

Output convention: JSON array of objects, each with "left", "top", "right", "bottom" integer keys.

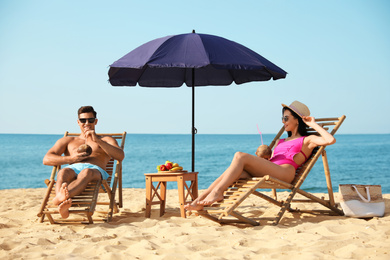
[{"left": 0, "top": 188, "right": 389, "bottom": 259}]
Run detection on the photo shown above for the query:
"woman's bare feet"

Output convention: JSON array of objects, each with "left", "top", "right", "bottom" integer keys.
[
  {"left": 53, "top": 183, "right": 69, "bottom": 206},
  {"left": 184, "top": 191, "right": 225, "bottom": 211},
  {"left": 184, "top": 201, "right": 204, "bottom": 211},
  {"left": 58, "top": 198, "right": 72, "bottom": 219},
  {"left": 198, "top": 191, "right": 224, "bottom": 206}
]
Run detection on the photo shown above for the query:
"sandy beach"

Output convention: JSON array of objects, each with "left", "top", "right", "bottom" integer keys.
[{"left": 0, "top": 188, "right": 389, "bottom": 260}]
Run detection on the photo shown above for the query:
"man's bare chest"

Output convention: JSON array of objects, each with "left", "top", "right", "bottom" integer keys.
[{"left": 67, "top": 138, "right": 103, "bottom": 155}]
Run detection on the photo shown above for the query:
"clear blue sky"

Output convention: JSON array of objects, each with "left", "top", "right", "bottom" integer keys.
[{"left": 1, "top": 0, "right": 389, "bottom": 134}]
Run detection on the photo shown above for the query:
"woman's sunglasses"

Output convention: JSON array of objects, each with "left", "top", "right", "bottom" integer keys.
[
  {"left": 79, "top": 118, "right": 96, "bottom": 123},
  {"left": 281, "top": 116, "right": 289, "bottom": 122}
]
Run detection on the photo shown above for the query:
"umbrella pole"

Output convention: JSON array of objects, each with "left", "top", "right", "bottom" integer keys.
[{"left": 191, "top": 68, "right": 196, "bottom": 172}]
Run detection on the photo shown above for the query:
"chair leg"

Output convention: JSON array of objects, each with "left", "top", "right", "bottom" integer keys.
[
  {"left": 39, "top": 214, "right": 45, "bottom": 223},
  {"left": 272, "top": 189, "right": 277, "bottom": 200},
  {"left": 230, "top": 211, "right": 260, "bottom": 226},
  {"left": 119, "top": 171, "right": 123, "bottom": 208},
  {"left": 272, "top": 188, "right": 299, "bottom": 225},
  {"left": 46, "top": 213, "right": 55, "bottom": 224},
  {"left": 102, "top": 181, "right": 118, "bottom": 215},
  {"left": 87, "top": 213, "right": 94, "bottom": 224},
  {"left": 38, "top": 179, "right": 56, "bottom": 223},
  {"left": 322, "top": 150, "right": 336, "bottom": 207}
]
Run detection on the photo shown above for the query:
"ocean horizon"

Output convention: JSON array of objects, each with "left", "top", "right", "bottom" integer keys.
[{"left": 1, "top": 133, "right": 389, "bottom": 193}]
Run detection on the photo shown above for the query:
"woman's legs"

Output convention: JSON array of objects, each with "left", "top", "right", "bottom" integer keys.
[
  {"left": 185, "top": 152, "right": 295, "bottom": 210},
  {"left": 198, "top": 152, "right": 249, "bottom": 205}
]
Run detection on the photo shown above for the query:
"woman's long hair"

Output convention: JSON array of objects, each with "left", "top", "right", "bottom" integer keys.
[{"left": 283, "top": 107, "right": 308, "bottom": 137}]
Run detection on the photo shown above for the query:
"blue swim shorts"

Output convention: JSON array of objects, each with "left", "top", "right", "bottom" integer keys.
[{"left": 64, "top": 163, "right": 109, "bottom": 180}]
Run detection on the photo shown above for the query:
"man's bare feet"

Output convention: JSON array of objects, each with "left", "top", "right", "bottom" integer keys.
[
  {"left": 198, "top": 191, "right": 224, "bottom": 206},
  {"left": 58, "top": 198, "right": 72, "bottom": 219},
  {"left": 53, "top": 183, "right": 69, "bottom": 206}
]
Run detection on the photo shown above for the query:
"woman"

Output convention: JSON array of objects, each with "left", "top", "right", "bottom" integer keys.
[{"left": 184, "top": 101, "right": 336, "bottom": 211}]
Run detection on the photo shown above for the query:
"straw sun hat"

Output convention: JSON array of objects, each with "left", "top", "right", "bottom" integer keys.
[{"left": 282, "top": 101, "right": 310, "bottom": 118}]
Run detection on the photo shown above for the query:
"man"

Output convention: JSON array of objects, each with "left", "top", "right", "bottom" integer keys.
[{"left": 43, "top": 106, "right": 125, "bottom": 219}]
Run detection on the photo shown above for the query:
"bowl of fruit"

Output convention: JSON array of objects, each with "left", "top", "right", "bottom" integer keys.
[{"left": 157, "top": 161, "right": 185, "bottom": 172}]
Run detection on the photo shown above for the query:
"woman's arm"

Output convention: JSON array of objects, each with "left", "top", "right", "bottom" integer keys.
[{"left": 303, "top": 116, "right": 336, "bottom": 149}]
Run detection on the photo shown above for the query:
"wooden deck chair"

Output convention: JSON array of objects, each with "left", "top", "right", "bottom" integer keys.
[
  {"left": 37, "top": 132, "right": 126, "bottom": 224},
  {"left": 197, "top": 116, "right": 346, "bottom": 226}
]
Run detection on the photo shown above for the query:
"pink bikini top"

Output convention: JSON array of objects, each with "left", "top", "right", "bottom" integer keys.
[{"left": 270, "top": 136, "right": 308, "bottom": 170}]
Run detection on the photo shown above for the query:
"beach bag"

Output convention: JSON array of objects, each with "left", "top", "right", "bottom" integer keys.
[{"left": 339, "top": 184, "right": 385, "bottom": 218}]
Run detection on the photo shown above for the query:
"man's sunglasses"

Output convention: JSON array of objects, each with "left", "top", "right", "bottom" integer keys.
[
  {"left": 281, "top": 116, "right": 289, "bottom": 122},
  {"left": 79, "top": 118, "right": 96, "bottom": 123}
]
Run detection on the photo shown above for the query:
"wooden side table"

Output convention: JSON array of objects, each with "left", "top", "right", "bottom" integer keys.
[{"left": 144, "top": 172, "right": 198, "bottom": 218}]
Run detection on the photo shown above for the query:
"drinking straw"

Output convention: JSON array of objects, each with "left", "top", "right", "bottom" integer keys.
[{"left": 256, "top": 124, "right": 263, "bottom": 145}]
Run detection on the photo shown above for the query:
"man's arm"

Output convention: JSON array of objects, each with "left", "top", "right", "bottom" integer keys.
[
  {"left": 84, "top": 130, "right": 125, "bottom": 161},
  {"left": 43, "top": 137, "right": 88, "bottom": 166},
  {"left": 96, "top": 136, "right": 125, "bottom": 161}
]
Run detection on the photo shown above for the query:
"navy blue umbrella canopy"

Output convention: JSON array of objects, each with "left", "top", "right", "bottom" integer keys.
[
  {"left": 108, "top": 31, "right": 287, "bottom": 171},
  {"left": 109, "top": 32, "right": 286, "bottom": 87}
]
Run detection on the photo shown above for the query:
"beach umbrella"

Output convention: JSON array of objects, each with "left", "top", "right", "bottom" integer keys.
[{"left": 108, "top": 30, "right": 287, "bottom": 171}]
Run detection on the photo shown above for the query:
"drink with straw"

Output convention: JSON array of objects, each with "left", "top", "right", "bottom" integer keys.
[{"left": 256, "top": 124, "right": 271, "bottom": 160}]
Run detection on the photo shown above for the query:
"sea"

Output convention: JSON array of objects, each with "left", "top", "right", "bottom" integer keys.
[{"left": 1, "top": 134, "right": 389, "bottom": 193}]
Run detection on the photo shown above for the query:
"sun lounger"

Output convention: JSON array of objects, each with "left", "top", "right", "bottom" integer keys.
[
  {"left": 37, "top": 132, "right": 126, "bottom": 224},
  {"left": 197, "top": 116, "right": 346, "bottom": 226}
]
